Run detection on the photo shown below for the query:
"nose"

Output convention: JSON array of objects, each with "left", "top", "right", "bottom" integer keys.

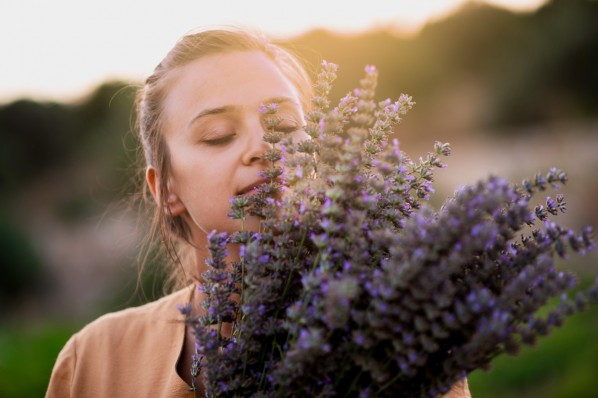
[{"left": 241, "top": 119, "right": 270, "bottom": 165}]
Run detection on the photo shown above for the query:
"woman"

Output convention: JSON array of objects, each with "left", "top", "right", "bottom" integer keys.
[{"left": 46, "top": 28, "right": 471, "bottom": 397}]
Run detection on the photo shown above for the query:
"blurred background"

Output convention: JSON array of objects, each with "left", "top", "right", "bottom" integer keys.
[{"left": 1, "top": 0, "right": 597, "bottom": 396}]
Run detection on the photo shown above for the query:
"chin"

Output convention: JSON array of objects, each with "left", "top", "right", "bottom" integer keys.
[
  {"left": 241, "top": 215, "right": 263, "bottom": 233},
  {"left": 213, "top": 216, "right": 263, "bottom": 235}
]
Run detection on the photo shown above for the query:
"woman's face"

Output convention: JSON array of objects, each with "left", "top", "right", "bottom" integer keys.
[{"left": 155, "top": 51, "right": 308, "bottom": 245}]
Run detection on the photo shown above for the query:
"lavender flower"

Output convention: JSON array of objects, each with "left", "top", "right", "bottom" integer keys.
[{"left": 180, "top": 62, "right": 598, "bottom": 398}]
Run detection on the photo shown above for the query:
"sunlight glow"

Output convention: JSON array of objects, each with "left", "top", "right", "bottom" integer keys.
[{"left": 1, "top": 0, "right": 547, "bottom": 103}]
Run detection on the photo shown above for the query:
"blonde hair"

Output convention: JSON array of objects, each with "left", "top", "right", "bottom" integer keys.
[{"left": 135, "top": 27, "right": 313, "bottom": 290}]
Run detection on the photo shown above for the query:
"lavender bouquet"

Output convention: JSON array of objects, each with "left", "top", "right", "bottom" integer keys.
[{"left": 182, "top": 62, "right": 598, "bottom": 397}]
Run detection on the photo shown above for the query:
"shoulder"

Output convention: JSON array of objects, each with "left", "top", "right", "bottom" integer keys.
[
  {"left": 74, "top": 285, "right": 194, "bottom": 346},
  {"left": 96, "top": 285, "right": 193, "bottom": 324},
  {"left": 46, "top": 285, "right": 195, "bottom": 397}
]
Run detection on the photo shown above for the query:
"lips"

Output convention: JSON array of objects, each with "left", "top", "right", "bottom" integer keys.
[{"left": 237, "top": 178, "right": 285, "bottom": 196}]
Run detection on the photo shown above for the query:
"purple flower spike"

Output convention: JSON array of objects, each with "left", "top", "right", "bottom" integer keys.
[{"left": 186, "top": 58, "right": 597, "bottom": 398}]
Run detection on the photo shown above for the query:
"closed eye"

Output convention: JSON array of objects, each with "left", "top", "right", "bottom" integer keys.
[
  {"left": 276, "top": 118, "right": 304, "bottom": 134},
  {"left": 278, "top": 125, "right": 303, "bottom": 134},
  {"left": 203, "top": 134, "right": 236, "bottom": 146}
]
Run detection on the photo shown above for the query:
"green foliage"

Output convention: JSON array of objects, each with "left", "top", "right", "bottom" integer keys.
[
  {"left": 0, "top": 213, "right": 43, "bottom": 306},
  {"left": 0, "top": 81, "right": 137, "bottom": 198},
  {"left": 0, "top": 100, "right": 77, "bottom": 192},
  {"left": 0, "top": 323, "right": 78, "bottom": 398},
  {"left": 291, "top": 0, "right": 598, "bottom": 130},
  {"left": 487, "top": 0, "right": 598, "bottom": 127},
  {"left": 469, "top": 277, "right": 598, "bottom": 398}
]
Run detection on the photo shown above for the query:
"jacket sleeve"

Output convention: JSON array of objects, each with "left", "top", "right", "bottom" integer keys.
[
  {"left": 442, "top": 378, "right": 472, "bottom": 398},
  {"left": 45, "top": 334, "right": 77, "bottom": 398}
]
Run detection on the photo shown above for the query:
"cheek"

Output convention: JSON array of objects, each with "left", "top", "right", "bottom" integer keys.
[
  {"left": 172, "top": 153, "right": 233, "bottom": 203},
  {"left": 286, "top": 128, "right": 310, "bottom": 144},
  {"left": 169, "top": 146, "right": 212, "bottom": 182},
  {"left": 298, "top": 130, "right": 310, "bottom": 141}
]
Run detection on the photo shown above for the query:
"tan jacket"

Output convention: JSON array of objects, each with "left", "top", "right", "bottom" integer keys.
[{"left": 46, "top": 285, "right": 471, "bottom": 397}]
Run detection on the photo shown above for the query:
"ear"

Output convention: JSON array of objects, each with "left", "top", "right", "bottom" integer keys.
[{"left": 146, "top": 166, "right": 187, "bottom": 217}]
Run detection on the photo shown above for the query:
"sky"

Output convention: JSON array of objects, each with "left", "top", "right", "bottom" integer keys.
[{"left": 1, "top": 0, "right": 546, "bottom": 103}]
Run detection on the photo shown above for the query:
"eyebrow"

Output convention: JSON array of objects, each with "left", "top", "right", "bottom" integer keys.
[
  {"left": 187, "top": 96, "right": 300, "bottom": 129},
  {"left": 266, "top": 96, "right": 300, "bottom": 107},
  {"left": 187, "top": 105, "right": 234, "bottom": 129}
]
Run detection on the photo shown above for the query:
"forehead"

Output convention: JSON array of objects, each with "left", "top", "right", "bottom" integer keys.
[{"left": 161, "top": 51, "right": 302, "bottom": 132}]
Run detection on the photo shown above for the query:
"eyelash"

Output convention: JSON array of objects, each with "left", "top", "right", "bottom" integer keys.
[
  {"left": 203, "top": 133, "right": 236, "bottom": 146},
  {"left": 275, "top": 118, "right": 305, "bottom": 134},
  {"left": 276, "top": 125, "right": 303, "bottom": 134},
  {"left": 200, "top": 120, "right": 303, "bottom": 146}
]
